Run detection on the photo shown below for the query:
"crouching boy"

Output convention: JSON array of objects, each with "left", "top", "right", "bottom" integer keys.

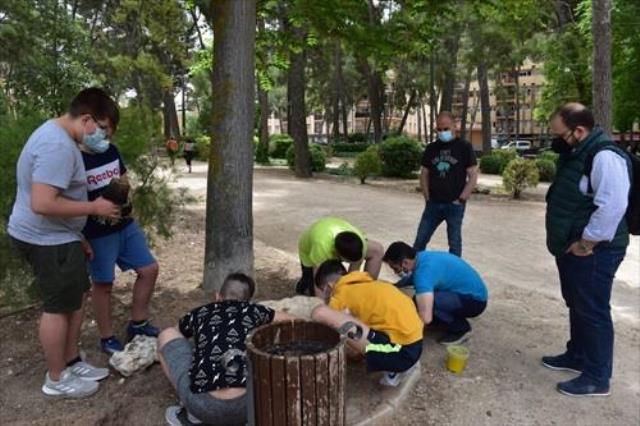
[
  {"left": 311, "top": 260, "right": 423, "bottom": 386},
  {"left": 158, "top": 273, "right": 291, "bottom": 425}
]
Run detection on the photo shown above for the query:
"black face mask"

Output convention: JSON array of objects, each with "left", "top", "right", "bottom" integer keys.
[{"left": 551, "top": 137, "right": 572, "bottom": 154}]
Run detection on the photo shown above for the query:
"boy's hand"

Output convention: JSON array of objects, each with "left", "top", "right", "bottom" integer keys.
[
  {"left": 81, "top": 239, "right": 94, "bottom": 261},
  {"left": 92, "top": 197, "right": 120, "bottom": 219}
]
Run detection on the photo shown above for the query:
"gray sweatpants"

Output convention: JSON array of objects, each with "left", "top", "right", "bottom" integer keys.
[{"left": 161, "top": 338, "right": 247, "bottom": 425}]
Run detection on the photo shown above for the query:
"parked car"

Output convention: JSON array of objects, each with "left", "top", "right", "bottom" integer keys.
[{"left": 501, "top": 140, "right": 532, "bottom": 151}]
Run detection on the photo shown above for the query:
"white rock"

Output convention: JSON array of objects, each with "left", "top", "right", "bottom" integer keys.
[
  {"left": 259, "top": 296, "right": 325, "bottom": 319},
  {"left": 109, "top": 335, "right": 158, "bottom": 377}
]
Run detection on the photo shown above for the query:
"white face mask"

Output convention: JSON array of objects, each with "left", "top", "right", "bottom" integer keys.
[{"left": 438, "top": 130, "right": 454, "bottom": 142}]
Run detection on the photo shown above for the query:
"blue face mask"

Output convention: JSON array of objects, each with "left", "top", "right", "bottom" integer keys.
[
  {"left": 438, "top": 130, "right": 454, "bottom": 142},
  {"left": 83, "top": 127, "right": 109, "bottom": 153}
]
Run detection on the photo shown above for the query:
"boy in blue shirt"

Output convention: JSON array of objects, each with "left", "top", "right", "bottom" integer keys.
[
  {"left": 81, "top": 121, "right": 160, "bottom": 354},
  {"left": 383, "top": 241, "right": 488, "bottom": 345}
]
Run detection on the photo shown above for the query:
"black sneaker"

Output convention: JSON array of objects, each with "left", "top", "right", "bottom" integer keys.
[
  {"left": 557, "top": 375, "right": 610, "bottom": 397},
  {"left": 438, "top": 330, "right": 471, "bottom": 346},
  {"left": 541, "top": 353, "right": 582, "bottom": 374}
]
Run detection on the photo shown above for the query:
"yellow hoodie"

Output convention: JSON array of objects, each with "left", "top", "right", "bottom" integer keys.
[{"left": 329, "top": 272, "right": 423, "bottom": 345}]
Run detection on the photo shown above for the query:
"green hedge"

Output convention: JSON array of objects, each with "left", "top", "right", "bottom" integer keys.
[
  {"left": 332, "top": 142, "right": 369, "bottom": 154},
  {"left": 379, "top": 136, "right": 423, "bottom": 178},
  {"left": 347, "top": 132, "right": 368, "bottom": 143},
  {"left": 535, "top": 158, "right": 557, "bottom": 182},
  {"left": 286, "top": 144, "right": 327, "bottom": 172},
  {"left": 479, "top": 149, "right": 518, "bottom": 175},
  {"left": 269, "top": 134, "right": 293, "bottom": 159}
]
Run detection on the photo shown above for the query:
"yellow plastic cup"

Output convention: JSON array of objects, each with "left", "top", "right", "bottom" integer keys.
[{"left": 446, "top": 345, "right": 470, "bottom": 374}]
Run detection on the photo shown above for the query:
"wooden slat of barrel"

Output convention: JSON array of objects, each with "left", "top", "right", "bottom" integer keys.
[
  {"left": 300, "top": 355, "right": 317, "bottom": 426},
  {"left": 257, "top": 352, "right": 273, "bottom": 426},
  {"left": 270, "top": 355, "right": 288, "bottom": 425},
  {"left": 314, "top": 352, "right": 330, "bottom": 425},
  {"left": 286, "top": 356, "right": 302, "bottom": 425},
  {"left": 327, "top": 347, "right": 341, "bottom": 425},
  {"left": 337, "top": 345, "right": 346, "bottom": 424}
]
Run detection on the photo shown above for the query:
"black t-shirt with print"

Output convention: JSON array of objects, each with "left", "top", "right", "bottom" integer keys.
[
  {"left": 421, "top": 138, "right": 477, "bottom": 203},
  {"left": 179, "top": 300, "right": 275, "bottom": 394}
]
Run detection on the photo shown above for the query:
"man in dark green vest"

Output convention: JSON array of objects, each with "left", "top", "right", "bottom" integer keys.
[{"left": 543, "top": 103, "right": 631, "bottom": 397}]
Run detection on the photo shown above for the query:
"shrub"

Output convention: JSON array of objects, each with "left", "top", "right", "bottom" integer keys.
[
  {"left": 503, "top": 158, "right": 539, "bottom": 199},
  {"left": 479, "top": 154, "right": 503, "bottom": 175},
  {"left": 354, "top": 146, "right": 382, "bottom": 184},
  {"left": 286, "top": 144, "right": 326, "bottom": 172},
  {"left": 195, "top": 136, "right": 210, "bottom": 161},
  {"left": 378, "top": 136, "right": 423, "bottom": 178},
  {"left": 535, "top": 158, "right": 557, "bottom": 182},
  {"left": 269, "top": 134, "right": 293, "bottom": 159},
  {"left": 347, "top": 132, "right": 368, "bottom": 143},
  {"left": 332, "top": 142, "right": 369, "bottom": 154},
  {"left": 479, "top": 149, "right": 518, "bottom": 175},
  {"left": 538, "top": 150, "right": 559, "bottom": 163}
]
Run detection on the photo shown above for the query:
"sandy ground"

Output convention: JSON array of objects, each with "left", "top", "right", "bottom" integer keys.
[{"left": 0, "top": 161, "right": 638, "bottom": 425}]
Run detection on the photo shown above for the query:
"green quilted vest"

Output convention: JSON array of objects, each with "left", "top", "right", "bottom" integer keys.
[{"left": 545, "top": 128, "right": 629, "bottom": 257}]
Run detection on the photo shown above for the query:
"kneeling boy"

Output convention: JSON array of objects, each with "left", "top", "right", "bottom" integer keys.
[
  {"left": 158, "top": 273, "right": 291, "bottom": 425},
  {"left": 311, "top": 260, "right": 423, "bottom": 386}
]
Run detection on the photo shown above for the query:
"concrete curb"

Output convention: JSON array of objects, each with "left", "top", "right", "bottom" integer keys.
[{"left": 348, "top": 364, "right": 421, "bottom": 426}]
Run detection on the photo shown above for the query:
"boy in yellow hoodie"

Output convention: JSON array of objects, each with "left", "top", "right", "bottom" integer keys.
[{"left": 311, "top": 260, "right": 423, "bottom": 386}]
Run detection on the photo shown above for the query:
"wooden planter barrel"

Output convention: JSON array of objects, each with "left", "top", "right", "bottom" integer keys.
[{"left": 246, "top": 320, "right": 346, "bottom": 426}]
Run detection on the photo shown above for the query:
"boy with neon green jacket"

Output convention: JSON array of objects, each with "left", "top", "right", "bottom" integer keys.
[{"left": 296, "top": 217, "right": 384, "bottom": 295}]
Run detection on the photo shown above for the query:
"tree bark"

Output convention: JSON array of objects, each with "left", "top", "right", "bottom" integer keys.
[
  {"left": 203, "top": 0, "right": 256, "bottom": 292},
  {"left": 417, "top": 95, "right": 422, "bottom": 141},
  {"left": 287, "top": 25, "right": 312, "bottom": 177},
  {"left": 515, "top": 65, "right": 520, "bottom": 140},
  {"left": 460, "top": 66, "right": 472, "bottom": 140},
  {"left": 163, "top": 89, "right": 181, "bottom": 139},
  {"left": 257, "top": 83, "right": 270, "bottom": 163},
  {"left": 398, "top": 90, "right": 416, "bottom": 135},
  {"left": 591, "top": 0, "right": 613, "bottom": 134},
  {"left": 478, "top": 62, "right": 492, "bottom": 154},
  {"left": 331, "top": 42, "right": 343, "bottom": 141},
  {"left": 429, "top": 56, "right": 437, "bottom": 142},
  {"left": 359, "top": 58, "right": 384, "bottom": 143},
  {"left": 439, "top": 34, "right": 460, "bottom": 113}
]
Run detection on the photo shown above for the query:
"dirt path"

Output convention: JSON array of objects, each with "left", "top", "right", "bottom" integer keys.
[{"left": 0, "top": 162, "right": 638, "bottom": 425}]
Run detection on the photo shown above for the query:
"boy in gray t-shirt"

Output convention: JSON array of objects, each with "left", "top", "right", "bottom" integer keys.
[{"left": 8, "top": 88, "right": 121, "bottom": 399}]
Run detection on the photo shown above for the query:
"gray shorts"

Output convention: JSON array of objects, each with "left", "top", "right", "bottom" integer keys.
[{"left": 161, "top": 338, "right": 247, "bottom": 425}]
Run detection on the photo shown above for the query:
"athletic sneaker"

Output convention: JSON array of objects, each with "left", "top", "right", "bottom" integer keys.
[
  {"left": 127, "top": 320, "right": 160, "bottom": 341},
  {"left": 165, "top": 406, "right": 203, "bottom": 426},
  {"left": 42, "top": 370, "right": 100, "bottom": 399},
  {"left": 379, "top": 364, "right": 419, "bottom": 387},
  {"left": 68, "top": 360, "right": 110, "bottom": 381},
  {"left": 438, "top": 330, "right": 472, "bottom": 346},
  {"left": 557, "top": 375, "right": 610, "bottom": 397},
  {"left": 100, "top": 336, "right": 125, "bottom": 354},
  {"left": 541, "top": 353, "right": 583, "bottom": 374}
]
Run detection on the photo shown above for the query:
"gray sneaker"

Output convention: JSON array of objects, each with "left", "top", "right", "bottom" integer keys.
[
  {"left": 42, "top": 370, "right": 99, "bottom": 398},
  {"left": 68, "top": 360, "right": 109, "bottom": 381}
]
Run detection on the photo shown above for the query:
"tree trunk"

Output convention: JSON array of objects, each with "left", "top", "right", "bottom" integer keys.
[
  {"left": 287, "top": 25, "right": 312, "bottom": 177},
  {"left": 398, "top": 90, "right": 416, "bottom": 135},
  {"left": 515, "top": 65, "right": 520, "bottom": 140},
  {"left": 421, "top": 99, "right": 428, "bottom": 143},
  {"left": 163, "top": 89, "right": 181, "bottom": 139},
  {"left": 417, "top": 95, "right": 422, "bottom": 141},
  {"left": 359, "top": 58, "right": 384, "bottom": 143},
  {"left": 203, "top": 0, "right": 256, "bottom": 292},
  {"left": 331, "top": 42, "right": 343, "bottom": 141},
  {"left": 460, "top": 67, "right": 472, "bottom": 140},
  {"left": 591, "top": 0, "right": 613, "bottom": 134},
  {"left": 439, "top": 35, "right": 460, "bottom": 113},
  {"left": 256, "top": 83, "right": 270, "bottom": 164},
  {"left": 478, "top": 62, "right": 492, "bottom": 154},
  {"left": 341, "top": 100, "right": 349, "bottom": 137},
  {"left": 429, "top": 56, "right": 437, "bottom": 143}
]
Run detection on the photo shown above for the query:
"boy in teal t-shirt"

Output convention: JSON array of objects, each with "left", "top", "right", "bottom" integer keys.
[
  {"left": 383, "top": 241, "right": 488, "bottom": 346},
  {"left": 295, "top": 217, "right": 384, "bottom": 296}
]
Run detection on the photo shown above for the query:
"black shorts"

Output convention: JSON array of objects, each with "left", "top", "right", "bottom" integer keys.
[
  {"left": 11, "top": 237, "right": 90, "bottom": 313},
  {"left": 365, "top": 329, "right": 423, "bottom": 373}
]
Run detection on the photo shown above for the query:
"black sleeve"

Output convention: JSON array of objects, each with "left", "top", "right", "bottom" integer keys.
[
  {"left": 251, "top": 304, "right": 276, "bottom": 326},
  {"left": 112, "top": 145, "right": 127, "bottom": 175},
  {"left": 421, "top": 145, "right": 432, "bottom": 168},
  {"left": 466, "top": 142, "right": 477, "bottom": 167},
  {"left": 178, "top": 310, "right": 197, "bottom": 338}
]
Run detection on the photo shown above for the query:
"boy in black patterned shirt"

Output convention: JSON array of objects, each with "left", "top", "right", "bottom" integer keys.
[{"left": 158, "top": 273, "right": 292, "bottom": 426}]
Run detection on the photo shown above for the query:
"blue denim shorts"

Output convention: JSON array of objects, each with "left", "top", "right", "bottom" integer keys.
[{"left": 87, "top": 221, "right": 156, "bottom": 283}]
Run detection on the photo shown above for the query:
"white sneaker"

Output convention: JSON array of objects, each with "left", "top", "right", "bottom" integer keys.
[
  {"left": 379, "top": 371, "right": 402, "bottom": 387},
  {"left": 68, "top": 360, "right": 110, "bottom": 381},
  {"left": 165, "top": 406, "right": 203, "bottom": 426},
  {"left": 42, "top": 369, "right": 99, "bottom": 398}
]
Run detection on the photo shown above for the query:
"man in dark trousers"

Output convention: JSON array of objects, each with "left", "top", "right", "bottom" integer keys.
[
  {"left": 543, "top": 103, "right": 631, "bottom": 397},
  {"left": 414, "top": 111, "right": 478, "bottom": 257}
]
